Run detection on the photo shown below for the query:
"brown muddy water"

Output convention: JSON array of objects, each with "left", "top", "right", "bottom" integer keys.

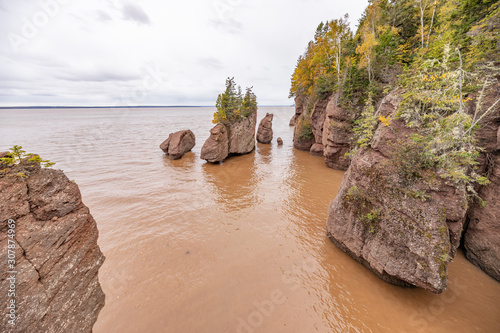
[{"left": 1, "top": 107, "right": 499, "bottom": 332}]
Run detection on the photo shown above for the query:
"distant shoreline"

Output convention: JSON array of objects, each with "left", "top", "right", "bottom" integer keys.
[{"left": 0, "top": 105, "right": 293, "bottom": 110}]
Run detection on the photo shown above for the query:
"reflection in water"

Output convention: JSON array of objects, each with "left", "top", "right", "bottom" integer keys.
[
  {"left": 202, "top": 152, "right": 261, "bottom": 215},
  {"left": 2, "top": 107, "right": 499, "bottom": 333},
  {"left": 255, "top": 142, "right": 272, "bottom": 164},
  {"left": 162, "top": 151, "right": 197, "bottom": 169}
]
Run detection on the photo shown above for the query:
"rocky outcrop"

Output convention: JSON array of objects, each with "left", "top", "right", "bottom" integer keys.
[
  {"left": 289, "top": 96, "right": 305, "bottom": 126},
  {"left": 326, "top": 92, "right": 468, "bottom": 294},
  {"left": 497, "top": 127, "right": 500, "bottom": 148},
  {"left": 227, "top": 109, "right": 257, "bottom": 155},
  {"left": 257, "top": 113, "right": 274, "bottom": 144},
  {"left": 322, "top": 97, "right": 352, "bottom": 170},
  {"left": 310, "top": 143, "right": 324, "bottom": 156},
  {"left": 465, "top": 153, "right": 500, "bottom": 281},
  {"left": 0, "top": 158, "right": 105, "bottom": 332},
  {"left": 497, "top": 127, "right": 500, "bottom": 149},
  {"left": 293, "top": 115, "right": 315, "bottom": 151},
  {"left": 200, "top": 124, "right": 229, "bottom": 163},
  {"left": 201, "top": 108, "right": 257, "bottom": 163},
  {"left": 464, "top": 82, "right": 500, "bottom": 282},
  {"left": 309, "top": 97, "right": 330, "bottom": 154},
  {"left": 160, "top": 129, "right": 195, "bottom": 160},
  {"left": 277, "top": 137, "right": 283, "bottom": 146}
]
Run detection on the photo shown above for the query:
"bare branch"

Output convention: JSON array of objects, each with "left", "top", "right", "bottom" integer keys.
[{"left": 426, "top": 0, "right": 437, "bottom": 48}]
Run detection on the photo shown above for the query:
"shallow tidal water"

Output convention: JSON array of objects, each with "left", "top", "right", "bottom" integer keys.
[{"left": 1, "top": 106, "right": 499, "bottom": 332}]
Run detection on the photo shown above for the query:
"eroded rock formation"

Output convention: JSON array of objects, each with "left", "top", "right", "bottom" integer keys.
[
  {"left": 310, "top": 143, "right": 324, "bottom": 156},
  {"left": 293, "top": 120, "right": 315, "bottom": 151},
  {"left": 464, "top": 83, "right": 500, "bottom": 282},
  {"left": 160, "top": 129, "right": 195, "bottom": 160},
  {"left": 465, "top": 153, "right": 500, "bottom": 281},
  {"left": 201, "top": 108, "right": 257, "bottom": 163},
  {"left": 257, "top": 113, "right": 274, "bottom": 144},
  {"left": 289, "top": 96, "right": 305, "bottom": 127},
  {"left": 227, "top": 109, "right": 257, "bottom": 155},
  {"left": 309, "top": 97, "right": 331, "bottom": 155},
  {"left": 322, "top": 97, "right": 352, "bottom": 170},
  {"left": 200, "top": 124, "right": 229, "bottom": 163},
  {"left": 0, "top": 157, "right": 105, "bottom": 332},
  {"left": 291, "top": 94, "right": 354, "bottom": 169},
  {"left": 326, "top": 92, "right": 469, "bottom": 294}
]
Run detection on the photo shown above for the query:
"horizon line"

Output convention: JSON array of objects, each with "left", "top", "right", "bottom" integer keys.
[{"left": 0, "top": 105, "right": 294, "bottom": 109}]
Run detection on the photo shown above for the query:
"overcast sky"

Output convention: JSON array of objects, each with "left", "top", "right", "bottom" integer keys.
[{"left": 0, "top": 0, "right": 368, "bottom": 107}]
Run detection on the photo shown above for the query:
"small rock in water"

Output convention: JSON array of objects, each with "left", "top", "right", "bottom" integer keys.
[{"left": 277, "top": 137, "right": 283, "bottom": 145}]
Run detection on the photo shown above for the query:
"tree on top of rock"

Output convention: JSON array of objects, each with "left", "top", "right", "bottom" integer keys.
[{"left": 213, "top": 77, "right": 257, "bottom": 124}]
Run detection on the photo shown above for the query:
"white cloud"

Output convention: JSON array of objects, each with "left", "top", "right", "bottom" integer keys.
[{"left": 0, "top": 0, "right": 369, "bottom": 106}]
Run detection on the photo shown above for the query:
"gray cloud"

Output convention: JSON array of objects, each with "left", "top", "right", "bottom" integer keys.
[
  {"left": 209, "top": 18, "right": 243, "bottom": 34},
  {"left": 0, "top": 0, "right": 369, "bottom": 106},
  {"left": 122, "top": 3, "right": 150, "bottom": 25},
  {"left": 54, "top": 70, "right": 141, "bottom": 83},
  {"left": 96, "top": 10, "right": 113, "bottom": 22}
]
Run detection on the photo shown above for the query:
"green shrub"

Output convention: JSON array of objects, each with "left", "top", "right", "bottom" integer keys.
[
  {"left": 213, "top": 77, "right": 257, "bottom": 124},
  {"left": 0, "top": 145, "right": 55, "bottom": 174},
  {"left": 296, "top": 116, "right": 314, "bottom": 141}
]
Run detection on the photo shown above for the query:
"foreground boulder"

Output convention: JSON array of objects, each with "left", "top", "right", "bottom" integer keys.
[
  {"left": 160, "top": 129, "right": 195, "bottom": 160},
  {"left": 200, "top": 124, "right": 229, "bottom": 163},
  {"left": 0, "top": 157, "right": 105, "bottom": 332},
  {"left": 257, "top": 113, "right": 274, "bottom": 144},
  {"left": 322, "top": 97, "right": 353, "bottom": 170},
  {"left": 326, "top": 93, "right": 468, "bottom": 294}
]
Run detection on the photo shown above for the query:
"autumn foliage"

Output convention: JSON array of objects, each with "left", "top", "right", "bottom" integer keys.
[{"left": 290, "top": 0, "right": 500, "bottom": 199}]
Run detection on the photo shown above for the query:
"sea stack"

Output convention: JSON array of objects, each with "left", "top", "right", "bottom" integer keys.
[
  {"left": 201, "top": 78, "right": 258, "bottom": 163},
  {"left": 257, "top": 113, "right": 274, "bottom": 144},
  {"left": 227, "top": 108, "right": 257, "bottom": 155}
]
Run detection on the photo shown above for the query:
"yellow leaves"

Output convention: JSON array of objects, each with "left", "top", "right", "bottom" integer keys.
[{"left": 378, "top": 115, "right": 392, "bottom": 127}]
